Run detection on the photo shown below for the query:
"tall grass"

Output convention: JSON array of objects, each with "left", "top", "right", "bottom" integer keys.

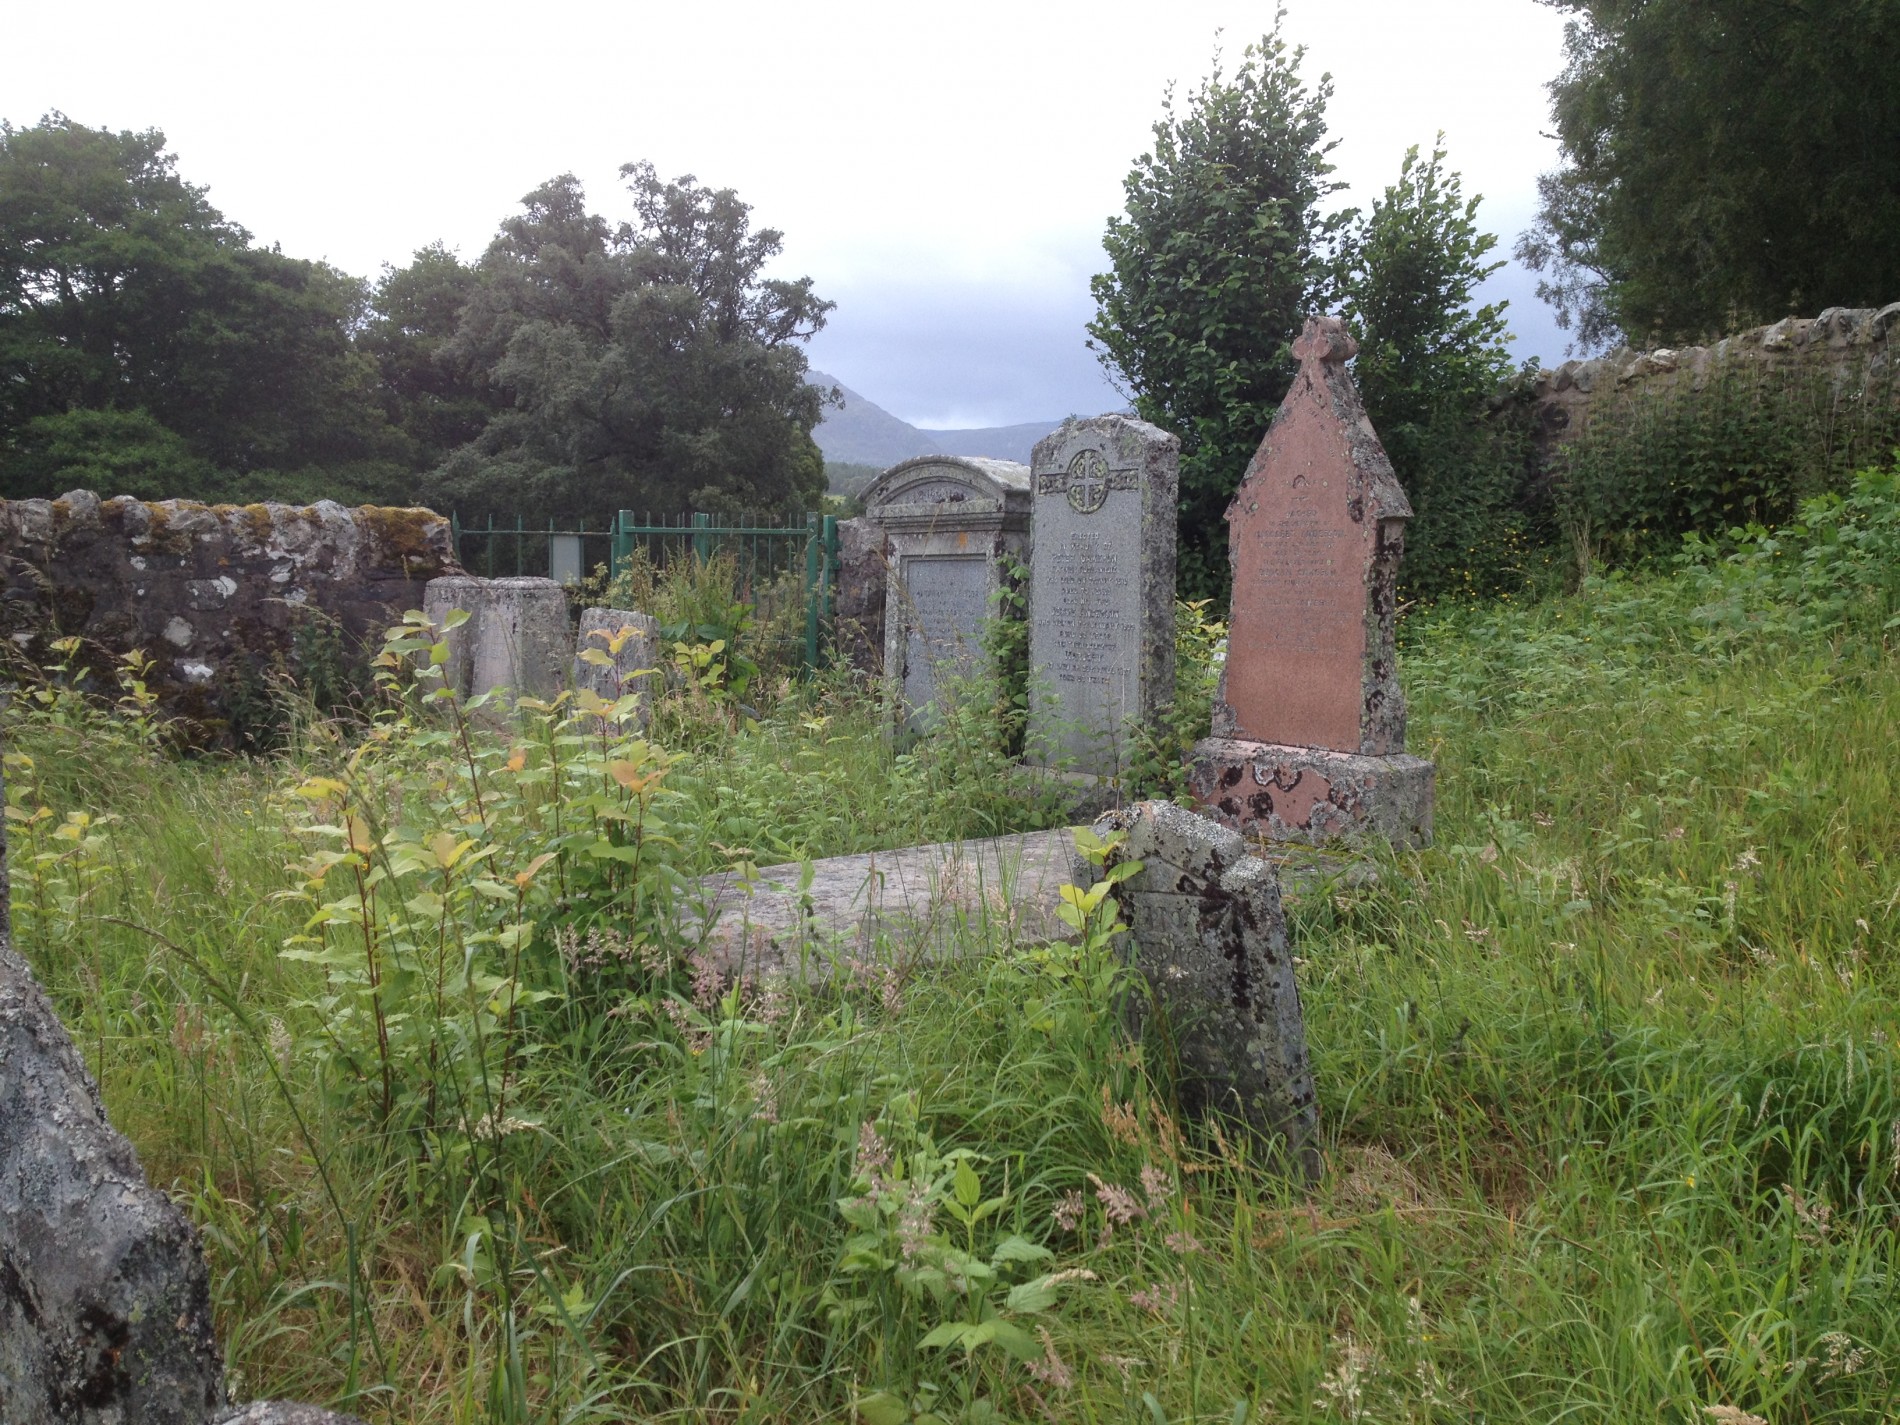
[{"left": 6, "top": 474, "right": 1899, "bottom": 1422}]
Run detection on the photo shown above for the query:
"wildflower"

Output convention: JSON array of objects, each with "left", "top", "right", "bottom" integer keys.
[
  {"left": 1164, "top": 1230, "right": 1204, "bottom": 1255},
  {"left": 688, "top": 951, "right": 723, "bottom": 1011},
  {"left": 1099, "top": 1084, "right": 1142, "bottom": 1146},
  {"left": 1139, "top": 1164, "right": 1173, "bottom": 1212},
  {"left": 266, "top": 1016, "right": 292, "bottom": 1068},
  {"left": 854, "top": 1120, "right": 893, "bottom": 1181},
  {"left": 896, "top": 1180, "right": 934, "bottom": 1263},
  {"left": 1128, "top": 1280, "right": 1178, "bottom": 1316},
  {"left": 1817, "top": 1330, "right": 1868, "bottom": 1380},
  {"left": 1088, "top": 1173, "right": 1146, "bottom": 1228},
  {"left": 750, "top": 1073, "right": 779, "bottom": 1125},
  {"left": 880, "top": 966, "right": 904, "bottom": 1016},
  {"left": 661, "top": 998, "right": 710, "bottom": 1053},
  {"left": 1051, "top": 1190, "right": 1087, "bottom": 1233},
  {"left": 1025, "top": 1327, "right": 1074, "bottom": 1390},
  {"left": 1314, "top": 1335, "right": 1374, "bottom": 1419},
  {"left": 1099, "top": 1353, "right": 1145, "bottom": 1385}
]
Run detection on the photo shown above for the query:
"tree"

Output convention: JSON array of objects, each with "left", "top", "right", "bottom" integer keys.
[
  {"left": 1517, "top": 0, "right": 1900, "bottom": 351},
  {"left": 1338, "top": 140, "right": 1525, "bottom": 598},
  {"left": 1088, "top": 19, "right": 1346, "bottom": 600},
  {"left": 361, "top": 243, "right": 499, "bottom": 469},
  {"left": 433, "top": 164, "right": 833, "bottom": 518},
  {"left": 0, "top": 114, "right": 399, "bottom": 500}
]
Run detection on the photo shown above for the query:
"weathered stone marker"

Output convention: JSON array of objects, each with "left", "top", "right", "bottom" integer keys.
[
  {"left": 1080, "top": 801, "right": 1317, "bottom": 1171},
  {"left": 572, "top": 607, "right": 659, "bottom": 720},
  {"left": 1190, "top": 317, "right": 1434, "bottom": 847},
  {"left": 1027, "top": 416, "right": 1178, "bottom": 779},
  {"left": 423, "top": 574, "right": 570, "bottom": 704},
  {"left": 861, "top": 457, "right": 1031, "bottom": 724}
]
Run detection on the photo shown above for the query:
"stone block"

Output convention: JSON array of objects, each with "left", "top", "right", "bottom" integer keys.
[
  {"left": 214, "top": 1404, "right": 368, "bottom": 1425},
  {"left": 832, "top": 517, "right": 887, "bottom": 677},
  {"left": 423, "top": 574, "right": 490, "bottom": 698},
  {"left": 1085, "top": 801, "right": 1317, "bottom": 1169},
  {"left": 1189, "top": 738, "right": 1435, "bottom": 850},
  {"left": 573, "top": 607, "right": 659, "bottom": 721},
  {"left": 469, "top": 577, "right": 568, "bottom": 702},
  {"left": 1027, "top": 415, "right": 1178, "bottom": 778}
]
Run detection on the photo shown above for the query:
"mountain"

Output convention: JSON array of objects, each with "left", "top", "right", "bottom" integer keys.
[{"left": 807, "top": 371, "right": 1064, "bottom": 468}]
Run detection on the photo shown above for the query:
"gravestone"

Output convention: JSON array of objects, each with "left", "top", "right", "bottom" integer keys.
[
  {"left": 573, "top": 607, "right": 659, "bottom": 724},
  {"left": 1026, "top": 416, "right": 1178, "bottom": 779},
  {"left": 861, "top": 457, "right": 1031, "bottom": 724},
  {"left": 423, "top": 575, "right": 569, "bottom": 704},
  {"left": 1189, "top": 316, "right": 1434, "bottom": 847},
  {"left": 1079, "top": 801, "right": 1317, "bottom": 1173},
  {"left": 549, "top": 533, "right": 584, "bottom": 586}
]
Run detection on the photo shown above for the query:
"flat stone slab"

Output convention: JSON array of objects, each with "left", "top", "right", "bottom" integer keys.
[{"left": 689, "top": 829, "right": 1083, "bottom": 976}]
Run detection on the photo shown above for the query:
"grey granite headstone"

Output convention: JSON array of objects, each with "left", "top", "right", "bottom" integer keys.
[
  {"left": 573, "top": 607, "right": 659, "bottom": 725},
  {"left": 1027, "top": 416, "right": 1178, "bottom": 779},
  {"left": 861, "top": 457, "right": 1032, "bottom": 726},
  {"left": 1081, "top": 800, "right": 1317, "bottom": 1173}
]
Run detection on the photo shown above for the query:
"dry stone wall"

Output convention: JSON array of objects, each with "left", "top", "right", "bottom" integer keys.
[
  {"left": 0, "top": 491, "right": 457, "bottom": 742},
  {"left": 1528, "top": 303, "right": 1900, "bottom": 456}
]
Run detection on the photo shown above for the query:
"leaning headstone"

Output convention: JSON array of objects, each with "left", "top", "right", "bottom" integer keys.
[
  {"left": 1189, "top": 316, "right": 1434, "bottom": 847},
  {"left": 573, "top": 607, "right": 659, "bottom": 722},
  {"left": 861, "top": 457, "right": 1031, "bottom": 724},
  {"left": 1027, "top": 416, "right": 1178, "bottom": 779},
  {"left": 1079, "top": 801, "right": 1318, "bottom": 1172}
]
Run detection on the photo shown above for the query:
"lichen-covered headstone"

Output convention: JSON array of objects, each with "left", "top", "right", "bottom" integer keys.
[
  {"left": 424, "top": 575, "right": 569, "bottom": 704},
  {"left": 1027, "top": 416, "right": 1177, "bottom": 779},
  {"left": 1189, "top": 316, "right": 1434, "bottom": 847},
  {"left": 861, "top": 457, "right": 1032, "bottom": 725},
  {"left": 573, "top": 607, "right": 659, "bottom": 722},
  {"left": 1080, "top": 801, "right": 1317, "bottom": 1171}
]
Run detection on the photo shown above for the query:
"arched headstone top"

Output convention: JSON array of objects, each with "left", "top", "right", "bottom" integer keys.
[{"left": 862, "top": 456, "right": 1032, "bottom": 514}]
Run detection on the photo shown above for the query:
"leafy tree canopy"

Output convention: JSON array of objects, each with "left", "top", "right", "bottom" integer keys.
[
  {"left": 0, "top": 113, "right": 399, "bottom": 498},
  {"left": 1088, "top": 16, "right": 1345, "bottom": 599},
  {"left": 1339, "top": 140, "right": 1528, "bottom": 597},
  {"left": 1517, "top": 0, "right": 1900, "bottom": 351},
  {"left": 432, "top": 163, "right": 834, "bottom": 518}
]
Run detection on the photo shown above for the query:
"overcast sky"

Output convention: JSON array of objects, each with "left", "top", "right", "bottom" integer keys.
[{"left": 4, "top": 0, "right": 1573, "bottom": 428}]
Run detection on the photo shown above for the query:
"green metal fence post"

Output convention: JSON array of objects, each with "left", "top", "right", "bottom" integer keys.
[
  {"left": 692, "top": 511, "right": 712, "bottom": 564},
  {"left": 611, "top": 511, "right": 632, "bottom": 582}
]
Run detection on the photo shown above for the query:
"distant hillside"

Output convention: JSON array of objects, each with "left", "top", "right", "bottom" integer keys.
[{"left": 808, "top": 371, "right": 1063, "bottom": 468}]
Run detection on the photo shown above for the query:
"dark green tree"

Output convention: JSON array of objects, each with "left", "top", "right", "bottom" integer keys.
[
  {"left": 1338, "top": 139, "right": 1527, "bottom": 598},
  {"left": 0, "top": 114, "right": 399, "bottom": 499},
  {"left": 1088, "top": 19, "right": 1346, "bottom": 599},
  {"left": 1517, "top": 0, "right": 1900, "bottom": 350},
  {"left": 433, "top": 163, "right": 832, "bottom": 517},
  {"left": 361, "top": 243, "right": 500, "bottom": 471}
]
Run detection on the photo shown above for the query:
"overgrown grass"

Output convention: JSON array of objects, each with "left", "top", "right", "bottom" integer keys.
[{"left": 6, "top": 480, "right": 1900, "bottom": 1423}]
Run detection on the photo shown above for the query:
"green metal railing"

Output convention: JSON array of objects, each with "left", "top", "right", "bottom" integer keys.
[{"left": 452, "top": 509, "right": 841, "bottom": 670}]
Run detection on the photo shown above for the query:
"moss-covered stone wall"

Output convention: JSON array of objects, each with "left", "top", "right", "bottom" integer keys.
[{"left": 0, "top": 490, "right": 459, "bottom": 742}]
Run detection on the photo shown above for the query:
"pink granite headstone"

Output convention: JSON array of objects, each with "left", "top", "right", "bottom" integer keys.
[{"left": 1189, "top": 315, "right": 1435, "bottom": 848}]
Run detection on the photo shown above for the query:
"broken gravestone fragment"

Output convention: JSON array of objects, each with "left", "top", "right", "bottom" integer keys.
[
  {"left": 573, "top": 606, "right": 660, "bottom": 723},
  {"left": 1079, "top": 801, "right": 1318, "bottom": 1173},
  {"left": 423, "top": 574, "right": 570, "bottom": 703}
]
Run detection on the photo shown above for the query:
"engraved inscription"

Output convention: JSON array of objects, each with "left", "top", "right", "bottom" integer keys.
[
  {"left": 900, "top": 555, "right": 993, "bottom": 715},
  {"left": 1041, "top": 528, "right": 1138, "bottom": 731},
  {"left": 1244, "top": 499, "right": 1352, "bottom": 655},
  {"left": 1035, "top": 448, "right": 1138, "bottom": 509}
]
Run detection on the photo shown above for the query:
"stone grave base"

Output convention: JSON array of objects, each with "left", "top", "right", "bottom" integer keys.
[{"left": 1189, "top": 737, "right": 1435, "bottom": 849}]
